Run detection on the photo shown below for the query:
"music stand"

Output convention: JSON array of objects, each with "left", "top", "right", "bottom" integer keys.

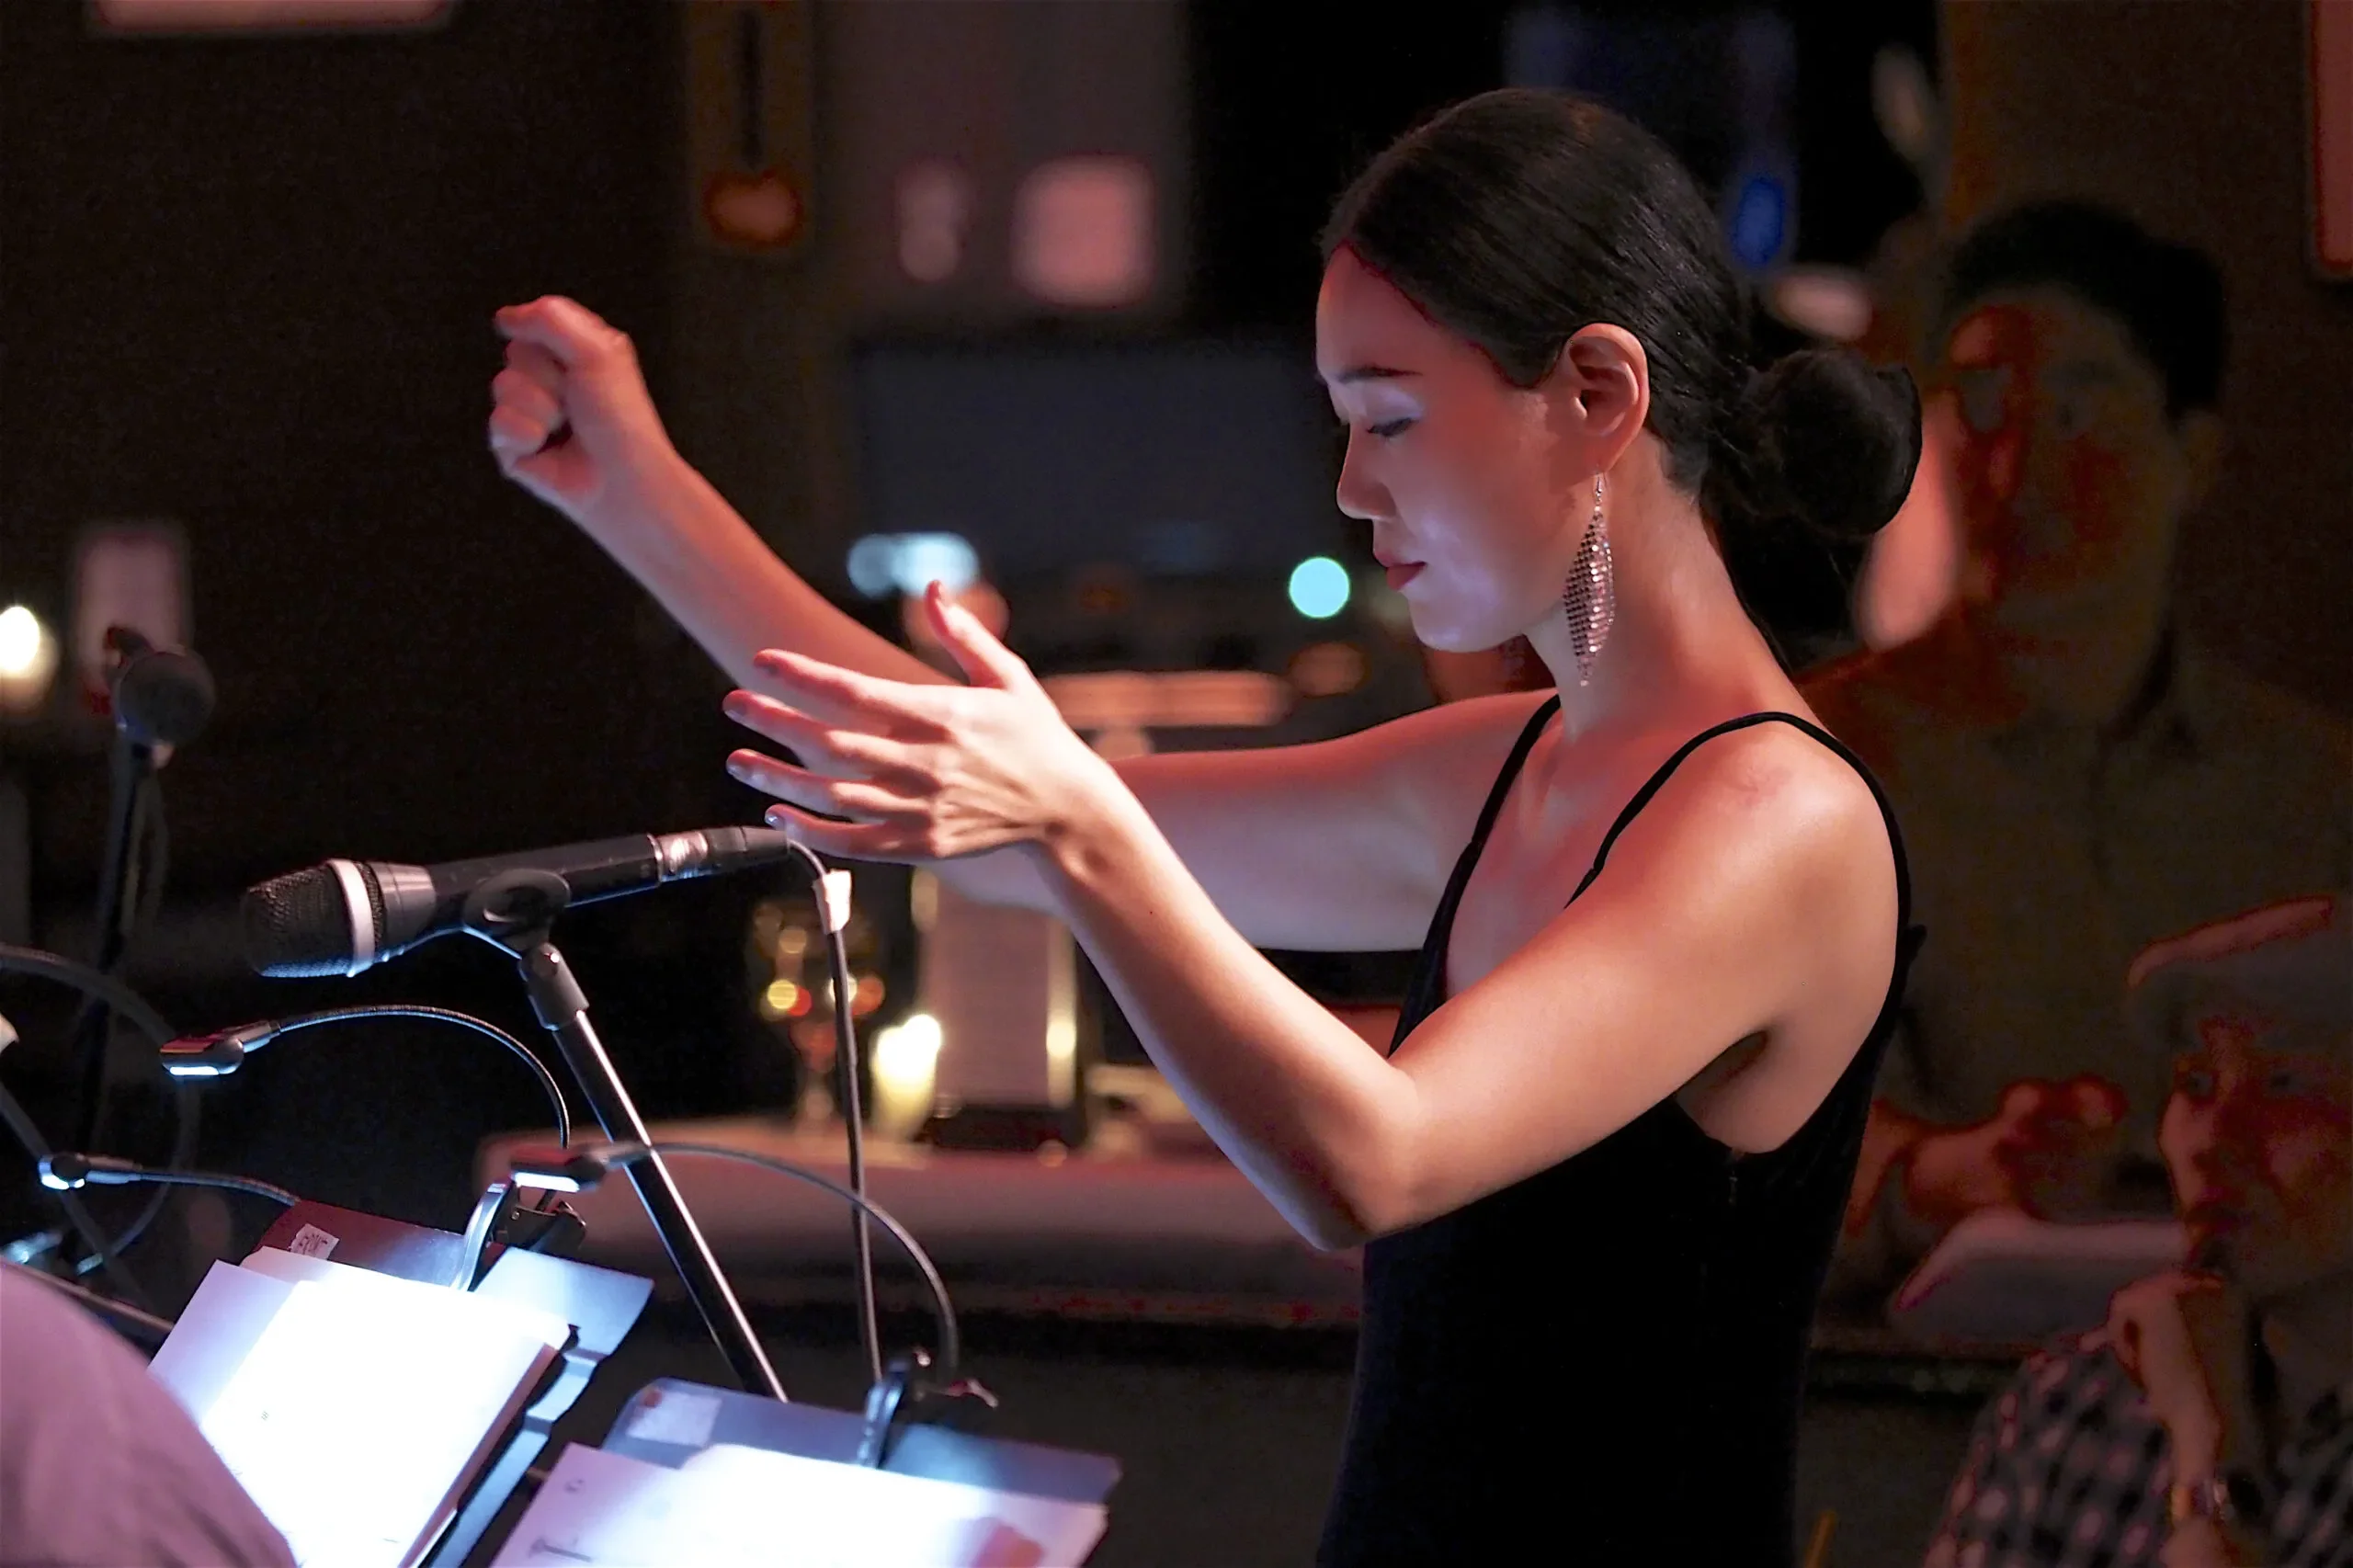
[
  {"left": 599, "top": 1376, "right": 1120, "bottom": 1507},
  {"left": 246, "top": 1199, "right": 654, "bottom": 1568}
]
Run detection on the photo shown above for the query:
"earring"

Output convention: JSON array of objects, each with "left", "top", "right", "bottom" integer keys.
[{"left": 1562, "top": 472, "right": 1614, "bottom": 687}]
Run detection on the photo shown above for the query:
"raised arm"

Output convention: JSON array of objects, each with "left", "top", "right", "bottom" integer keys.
[
  {"left": 488, "top": 296, "right": 1538, "bottom": 949},
  {"left": 490, "top": 297, "right": 943, "bottom": 694}
]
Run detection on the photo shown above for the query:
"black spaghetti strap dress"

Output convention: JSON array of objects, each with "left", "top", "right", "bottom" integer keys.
[{"left": 1318, "top": 697, "right": 1925, "bottom": 1565}]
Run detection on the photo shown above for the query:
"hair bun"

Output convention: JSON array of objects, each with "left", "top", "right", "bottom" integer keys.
[{"left": 1717, "top": 350, "right": 1923, "bottom": 547}]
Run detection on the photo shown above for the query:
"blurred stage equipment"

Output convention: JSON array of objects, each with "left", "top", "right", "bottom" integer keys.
[
  {"left": 686, "top": 2, "right": 814, "bottom": 257},
  {"left": 0, "top": 603, "right": 60, "bottom": 716},
  {"left": 1506, "top": 6, "right": 1801, "bottom": 278},
  {"left": 88, "top": 0, "right": 455, "bottom": 33},
  {"left": 2315, "top": 0, "right": 2353, "bottom": 278},
  {"left": 69, "top": 624, "right": 213, "bottom": 1152},
  {"left": 822, "top": 0, "right": 1186, "bottom": 322}
]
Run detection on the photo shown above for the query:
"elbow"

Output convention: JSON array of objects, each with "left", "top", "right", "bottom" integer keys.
[
  {"left": 1293, "top": 1085, "right": 1427, "bottom": 1251},
  {"left": 1260, "top": 1159, "right": 1384, "bottom": 1253},
  {"left": 1298, "top": 1204, "right": 1374, "bottom": 1255},
  {"left": 1295, "top": 1153, "right": 1415, "bottom": 1254}
]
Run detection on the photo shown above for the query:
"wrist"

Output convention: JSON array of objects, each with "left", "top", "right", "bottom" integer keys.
[
  {"left": 578, "top": 443, "right": 699, "bottom": 552},
  {"left": 2167, "top": 1460, "right": 2273, "bottom": 1546},
  {"left": 1033, "top": 752, "right": 1141, "bottom": 887}
]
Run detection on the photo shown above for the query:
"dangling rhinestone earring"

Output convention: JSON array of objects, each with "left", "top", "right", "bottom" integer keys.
[{"left": 1562, "top": 472, "right": 1614, "bottom": 687}]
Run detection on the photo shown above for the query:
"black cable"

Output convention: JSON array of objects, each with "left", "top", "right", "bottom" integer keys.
[
  {"left": 789, "top": 843, "right": 884, "bottom": 1391},
  {"left": 0, "top": 1078, "right": 154, "bottom": 1310},
  {"left": 633, "top": 1141, "right": 961, "bottom": 1382},
  {"left": 0, "top": 942, "right": 200, "bottom": 1301},
  {"left": 256, "top": 1006, "right": 573, "bottom": 1151},
  {"left": 0, "top": 943, "right": 178, "bottom": 1055}
]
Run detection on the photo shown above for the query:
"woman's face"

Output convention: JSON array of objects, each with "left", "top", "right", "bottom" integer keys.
[{"left": 1316, "top": 247, "right": 1584, "bottom": 653}]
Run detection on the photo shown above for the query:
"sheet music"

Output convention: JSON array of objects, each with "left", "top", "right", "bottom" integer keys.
[
  {"left": 493, "top": 1440, "right": 1108, "bottom": 1568},
  {"left": 151, "top": 1258, "right": 563, "bottom": 1568},
  {"left": 241, "top": 1247, "right": 571, "bottom": 1353}
]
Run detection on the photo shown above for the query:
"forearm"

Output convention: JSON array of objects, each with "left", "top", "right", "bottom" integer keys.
[
  {"left": 593, "top": 450, "right": 947, "bottom": 692},
  {"left": 1035, "top": 785, "right": 1414, "bottom": 1248},
  {"left": 604, "top": 454, "right": 1073, "bottom": 910}
]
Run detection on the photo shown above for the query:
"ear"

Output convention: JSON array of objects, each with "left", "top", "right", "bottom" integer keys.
[
  {"left": 2174, "top": 409, "right": 2225, "bottom": 512},
  {"left": 1544, "top": 324, "right": 1650, "bottom": 460}
]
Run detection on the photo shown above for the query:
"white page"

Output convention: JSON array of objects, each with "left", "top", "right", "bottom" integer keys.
[
  {"left": 493, "top": 1440, "right": 1108, "bottom": 1568},
  {"left": 150, "top": 1259, "right": 299, "bottom": 1426},
  {"left": 191, "top": 1275, "right": 559, "bottom": 1568},
  {"left": 241, "top": 1246, "right": 570, "bottom": 1351}
]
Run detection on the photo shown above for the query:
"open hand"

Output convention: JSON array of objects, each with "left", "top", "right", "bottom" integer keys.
[{"left": 722, "top": 582, "right": 1116, "bottom": 864}]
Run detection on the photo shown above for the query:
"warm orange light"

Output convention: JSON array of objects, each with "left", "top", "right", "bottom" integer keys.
[
  {"left": 851, "top": 974, "right": 886, "bottom": 1017},
  {"left": 760, "top": 980, "right": 813, "bottom": 1020},
  {"left": 1289, "top": 641, "right": 1368, "bottom": 699}
]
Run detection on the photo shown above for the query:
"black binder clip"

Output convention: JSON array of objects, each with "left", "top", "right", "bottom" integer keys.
[
  {"left": 855, "top": 1348, "right": 1001, "bottom": 1468},
  {"left": 453, "top": 1179, "right": 587, "bottom": 1290}
]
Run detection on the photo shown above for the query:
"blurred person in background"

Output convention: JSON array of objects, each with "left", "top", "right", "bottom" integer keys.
[
  {"left": 1924, "top": 892, "right": 2352, "bottom": 1568},
  {"left": 1810, "top": 203, "right": 2353, "bottom": 1292},
  {"left": 490, "top": 88, "right": 1927, "bottom": 1566}
]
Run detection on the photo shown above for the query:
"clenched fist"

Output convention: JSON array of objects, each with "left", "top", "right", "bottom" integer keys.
[{"left": 487, "top": 297, "right": 682, "bottom": 535}]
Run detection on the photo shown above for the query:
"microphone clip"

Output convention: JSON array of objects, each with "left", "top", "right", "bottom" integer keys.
[
  {"left": 460, "top": 869, "right": 574, "bottom": 958},
  {"left": 855, "top": 1346, "right": 1000, "bottom": 1468}
]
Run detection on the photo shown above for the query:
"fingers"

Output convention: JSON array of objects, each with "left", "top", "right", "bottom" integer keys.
[
  {"left": 747, "top": 648, "right": 949, "bottom": 733},
  {"left": 503, "top": 338, "right": 566, "bottom": 397},
  {"left": 489, "top": 367, "right": 564, "bottom": 454},
  {"left": 755, "top": 801, "right": 912, "bottom": 864},
  {"left": 724, "top": 749, "right": 916, "bottom": 826},
  {"left": 493, "top": 296, "right": 621, "bottom": 367},
  {"left": 921, "top": 580, "right": 1033, "bottom": 691},
  {"left": 723, "top": 692, "right": 933, "bottom": 781}
]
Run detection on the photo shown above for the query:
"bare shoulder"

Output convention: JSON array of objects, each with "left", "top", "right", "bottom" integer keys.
[
  {"left": 1581, "top": 715, "right": 1899, "bottom": 997},
  {"left": 1634, "top": 711, "right": 1885, "bottom": 843}
]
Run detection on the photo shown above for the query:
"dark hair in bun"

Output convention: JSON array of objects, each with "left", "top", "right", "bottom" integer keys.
[{"left": 1322, "top": 88, "right": 1923, "bottom": 662}]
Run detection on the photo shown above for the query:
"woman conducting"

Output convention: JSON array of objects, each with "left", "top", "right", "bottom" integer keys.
[{"left": 488, "top": 89, "right": 1925, "bottom": 1565}]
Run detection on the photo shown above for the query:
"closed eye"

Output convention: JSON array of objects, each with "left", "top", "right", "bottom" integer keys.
[{"left": 1367, "top": 416, "right": 1417, "bottom": 440}]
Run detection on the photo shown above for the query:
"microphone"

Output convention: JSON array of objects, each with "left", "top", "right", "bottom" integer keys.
[
  {"left": 242, "top": 825, "right": 797, "bottom": 978},
  {"left": 102, "top": 627, "right": 215, "bottom": 750}
]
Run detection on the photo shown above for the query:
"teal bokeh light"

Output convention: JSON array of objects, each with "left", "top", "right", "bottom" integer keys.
[{"left": 1288, "top": 557, "right": 1350, "bottom": 619}]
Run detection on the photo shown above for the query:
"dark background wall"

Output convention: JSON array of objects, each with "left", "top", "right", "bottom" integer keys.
[
  {"left": 1, "top": 0, "right": 723, "bottom": 895},
  {"left": 0, "top": 0, "right": 774, "bottom": 1244}
]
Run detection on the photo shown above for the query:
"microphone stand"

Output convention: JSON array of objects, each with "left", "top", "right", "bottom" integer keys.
[
  {"left": 69, "top": 733, "right": 158, "bottom": 1151},
  {"left": 460, "top": 868, "right": 788, "bottom": 1403}
]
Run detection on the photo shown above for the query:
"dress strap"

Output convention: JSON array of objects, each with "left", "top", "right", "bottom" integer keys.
[{"left": 1567, "top": 711, "right": 1917, "bottom": 949}]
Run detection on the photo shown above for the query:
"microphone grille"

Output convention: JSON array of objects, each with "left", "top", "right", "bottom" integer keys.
[
  {"left": 241, "top": 866, "right": 364, "bottom": 977},
  {"left": 115, "top": 649, "right": 216, "bottom": 748}
]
